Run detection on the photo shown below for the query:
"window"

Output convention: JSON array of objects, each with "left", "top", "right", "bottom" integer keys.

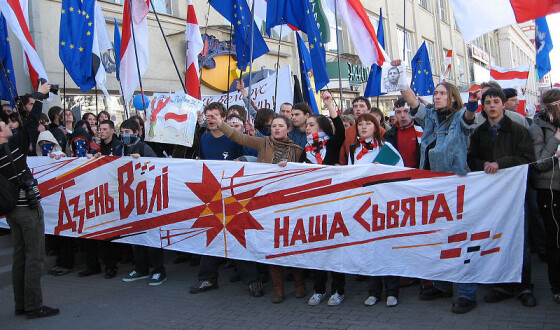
[
  {"left": 324, "top": 5, "right": 349, "bottom": 53},
  {"left": 442, "top": 48, "right": 454, "bottom": 80},
  {"left": 397, "top": 28, "right": 413, "bottom": 67},
  {"left": 102, "top": 0, "right": 172, "bottom": 15},
  {"left": 439, "top": 0, "right": 448, "bottom": 23},
  {"left": 423, "top": 39, "right": 437, "bottom": 75},
  {"left": 457, "top": 55, "right": 467, "bottom": 83},
  {"left": 418, "top": 0, "right": 432, "bottom": 12}
]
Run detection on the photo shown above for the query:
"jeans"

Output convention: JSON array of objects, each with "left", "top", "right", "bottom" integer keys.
[
  {"left": 6, "top": 205, "right": 45, "bottom": 311},
  {"left": 313, "top": 271, "right": 345, "bottom": 295},
  {"left": 434, "top": 282, "right": 478, "bottom": 301},
  {"left": 368, "top": 276, "right": 399, "bottom": 298},
  {"left": 198, "top": 256, "right": 259, "bottom": 285},
  {"left": 537, "top": 189, "right": 560, "bottom": 294},
  {"left": 133, "top": 245, "right": 165, "bottom": 275}
]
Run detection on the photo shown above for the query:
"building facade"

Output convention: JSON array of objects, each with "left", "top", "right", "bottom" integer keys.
[{"left": 6, "top": 0, "right": 538, "bottom": 123}]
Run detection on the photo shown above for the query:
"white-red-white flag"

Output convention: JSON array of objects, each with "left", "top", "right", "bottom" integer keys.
[
  {"left": 0, "top": 0, "right": 48, "bottom": 89},
  {"left": 325, "top": 0, "right": 386, "bottom": 67},
  {"left": 450, "top": 0, "right": 560, "bottom": 42},
  {"left": 441, "top": 50, "right": 452, "bottom": 82},
  {"left": 490, "top": 65, "right": 530, "bottom": 89},
  {"left": 185, "top": 0, "right": 203, "bottom": 99},
  {"left": 119, "top": 0, "right": 149, "bottom": 103}
]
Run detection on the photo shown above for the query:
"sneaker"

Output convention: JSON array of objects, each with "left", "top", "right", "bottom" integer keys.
[
  {"left": 554, "top": 293, "right": 560, "bottom": 304},
  {"left": 484, "top": 289, "right": 513, "bottom": 303},
  {"left": 327, "top": 292, "right": 344, "bottom": 306},
  {"left": 122, "top": 270, "right": 150, "bottom": 282},
  {"left": 248, "top": 280, "right": 264, "bottom": 297},
  {"left": 149, "top": 273, "right": 167, "bottom": 286},
  {"left": 189, "top": 279, "right": 218, "bottom": 294},
  {"left": 364, "top": 296, "right": 378, "bottom": 306},
  {"left": 26, "top": 306, "right": 60, "bottom": 319},
  {"left": 308, "top": 292, "right": 326, "bottom": 306},
  {"left": 15, "top": 309, "right": 25, "bottom": 316},
  {"left": 419, "top": 286, "right": 453, "bottom": 300},
  {"left": 518, "top": 292, "right": 537, "bottom": 307},
  {"left": 451, "top": 297, "right": 477, "bottom": 314},
  {"left": 386, "top": 296, "right": 398, "bottom": 307},
  {"left": 78, "top": 266, "right": 101, "bottom": 277}
]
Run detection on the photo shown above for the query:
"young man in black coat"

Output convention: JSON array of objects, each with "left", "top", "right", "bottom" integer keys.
[{"left": 467, "top": 87, "right": 536, "bottom": 309}]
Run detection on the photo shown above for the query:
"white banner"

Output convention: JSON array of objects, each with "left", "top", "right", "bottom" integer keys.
[
  {"left": 145, "top": 92, "right": 202, "bottom": 147},
  {"left": 201, "top": 65, "right": 293, "bottom": 113},
  {"left": 1, "top": 157, "right": 527, "bottom": 283}
]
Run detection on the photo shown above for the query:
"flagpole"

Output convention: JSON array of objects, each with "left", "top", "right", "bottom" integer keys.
[
  {"left": 95, "top": 85, "right": 98, "bottom": 114},
  {"left": 198, "top": 2, "right": 212, "bottom": 94},
  {"left": 128, "top": 0, "right": 147, "bottom": 109},
  {"left": 246, "top": 0, "right": 256, "bottom": 121},
  {"left": 273, "top": 25, "right": 283, "bottom": 111},
  {"left": 149, "top": 0, "right": 187, "bottom": 93},
  {"left": 226, "top": 23, "right": 233, "bottom": 109},
  {"left": 334, "top": 2, "right": 343, "bottom": 111},
  {"left": 0, "top": 61, "right": 18, "bottom": 108},
  {"left": 63, "top": 66, "right": 66, "bottom": 113},
  {"left": 403, "top": 0, "right": 406, "bottom": 61}
]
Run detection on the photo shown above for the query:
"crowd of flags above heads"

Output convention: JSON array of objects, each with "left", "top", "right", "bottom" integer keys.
[{"left": 0, "top": 0, "right": 559, "bottom": 108}]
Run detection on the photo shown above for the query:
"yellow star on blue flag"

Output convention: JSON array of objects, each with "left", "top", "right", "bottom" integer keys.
[{"left": 410, "top": 41, "right": 434, "bottom": 96}]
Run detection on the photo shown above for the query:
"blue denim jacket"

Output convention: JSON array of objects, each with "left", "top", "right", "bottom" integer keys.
[{"left": 413, "top": 103, "right": 476, "bottom": 175}]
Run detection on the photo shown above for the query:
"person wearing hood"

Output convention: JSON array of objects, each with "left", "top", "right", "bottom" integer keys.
[
  {"left": 207, "top": 110, "right": 305, "bottom": 304},
  {"left": 35, "top": 131, "right": 65, "bottom": 158}
]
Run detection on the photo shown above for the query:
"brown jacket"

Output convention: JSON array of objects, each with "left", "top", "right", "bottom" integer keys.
[{"left": 220, "top": 122, "right": 303, "bottom": 164}]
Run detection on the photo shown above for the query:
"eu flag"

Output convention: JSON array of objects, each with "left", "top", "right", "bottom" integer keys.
[
  {"left": 59, "top": 0, "right": 96, "bottom": 92},
  {"left": 0, "top": 14, "right": 18, "bottom": 106},
  {"left": 365, "top": 8, "right": 385, "bottom": 98},
  {"left": 114, "top": 18, "right": 121, "bottom": 81},
  {"left": 210, "top": 0, "right": 269, "bottom": 71},
  {"left": 266, "top": 0, "right": 329, "bottom": 91},
  {"left": 410, "top": 41, "right": 434, "bottom": 96},
  {"left": 296, "top": 33, "right": 319, "bottom": 114},
  {"left": 535, "top": 17, "right": 553, "bottom": 81}
]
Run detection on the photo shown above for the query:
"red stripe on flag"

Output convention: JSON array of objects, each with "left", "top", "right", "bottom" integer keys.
[
  {"left": 510, "top": 0, "right": 560, "bottom": 23},
  {"left": 164, "top": 113, "right": 188, "bottom": 122},
  {"left": 471, "top": 231, "right": 490, "bottom": 241},
  {"left": 440, "top": 248, "right": 462, "bottom": 259},
  {"left": 7, "top": 0, "right": 39, "bottom": 89},
  {"left": 481, "top": 247, "right": 500, "bottom": 256},
  {"left": 186, "top": 3, "right": 198, "bottom": 24},
  {"left": 186, "top": 64, "right": 200, "bottom": 99},
  {"left": 490, "top": 69, "right": 529, "bottom": 80},
  {"left": 448, "top": 232, "right": 467, "bottom": 243},
  {"left": 347, "top": 0, "right": 385, "bottom": 64}
]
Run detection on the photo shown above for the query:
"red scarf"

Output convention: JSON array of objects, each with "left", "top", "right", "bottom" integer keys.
[
  {"left": 305, "top": 133, "right": 329, "bottom": 164},
  {"left": 356, "top": 138, "right": 377, "bottom": 160}
]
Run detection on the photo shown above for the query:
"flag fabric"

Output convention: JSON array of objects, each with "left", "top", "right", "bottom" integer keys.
[
  {"left": 325, "top": 0, "right": 385, "bottom": 67},
  {"left": 449, "top": 0, "right": 560, "bottom": 42},
  {"left": 293, "top": 74, "right": 304, "bottom": 104},
  {"left": 59, "top": 0, "right": 96, "bottom": 92},
  {"left": 441, "top": 50, "right": 452, "bottom": 82},
  {"left": 490, "top": 65, "right": 530, "bottom": 89},
  {"left": 249, "top": 0, "right": 293, "bottom": 38},
  {"left": 266, "top": 0, "right": 329, "bottom": 91},
  {"left": 0, "top": 0, "right": 49, "bottom": 89},
  {"left": 113, "top": 18, "right": 121, "bottom": 81},
  {"left": 364, "top": 8, "right": 386, "bottom": 98},
  {"left": 185, "top": 0, "right": 203, "bottom": 99},
  {"left": 209, "top": 0, "right": 269, "bottom": 72},
  {"left": 410, "top": 42, "right": 435, "bottom": 97},
  {"left": 120, "top": 0, "right": 150, "bottom": 103},
  {"left": 0, "top": 14, "right": 18, "bottom": 106},
  {"left": 296, "top": 33, "right": 319, "bottom": 114},
  {"left": 517, "top": 87, "right": 526, "bottom": 116},
  {"left": 535, "top": 17, "right": 553, "bottom": 81},
  {"left": 92, "top": 1, "right": 112, "bottom": 98}
]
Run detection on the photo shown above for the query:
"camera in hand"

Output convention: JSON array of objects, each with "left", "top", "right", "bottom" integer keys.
[
  {"left": 21, "top": 178, "right": 39, "bottom": 209},
  {"left": 37, "top": 78, "right": 59, "bottom": 95}
]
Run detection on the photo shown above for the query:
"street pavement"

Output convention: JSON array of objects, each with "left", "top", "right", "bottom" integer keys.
[{"left": 1, "top": 251, "right": 559, "bottom": 329}]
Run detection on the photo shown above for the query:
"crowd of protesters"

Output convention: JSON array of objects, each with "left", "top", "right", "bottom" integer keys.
[{"left": 2, "top": 64, "right": 560, "bottom": 319}]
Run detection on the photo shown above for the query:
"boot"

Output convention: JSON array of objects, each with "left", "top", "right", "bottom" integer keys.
[
  {"left": 293, "top": 268, "right": 307, "bottom": 298},
  {"left": 269, "top": 265, "right": 284, "bottom": 303}
]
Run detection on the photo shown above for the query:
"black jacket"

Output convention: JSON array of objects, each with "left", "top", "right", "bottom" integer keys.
[
  {"left": 383, "top": 123, "right": 421, "bottom": 168},
  {"left": 100, "top": 134, "right": 124, "bottom": 156},
  {"left": 467, "top": 115, "right": 534, "bottom": 171},
  {"left": 47, "top": 123, "right": 67, "bottom": 153},
  {"left": 125, "top": 138, "right": 157, "bottom": 157}
]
